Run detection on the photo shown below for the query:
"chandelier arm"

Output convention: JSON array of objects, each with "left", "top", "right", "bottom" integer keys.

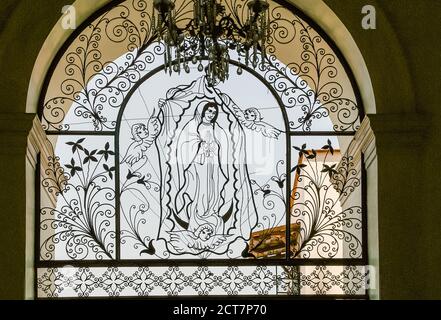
[
  {"left": 152, "top": 0, "right": 270, "bottom": 83},
  {"left": 217, "top": 15, "right": 247, "bottom": 39}
]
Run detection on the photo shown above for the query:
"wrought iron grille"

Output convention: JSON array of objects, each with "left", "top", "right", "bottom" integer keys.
[{"left": 36, "top": 0, "right": 368, "bottom": 299}]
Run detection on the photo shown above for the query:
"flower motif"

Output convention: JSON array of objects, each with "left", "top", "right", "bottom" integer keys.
[
  {"left": 338, "top": 266, "right": 366, "bottom": 295},
  {"left": 249, "top": 266, "right": 276, "bottom": 295},
  {"left": 300, "top": 266, "right": 338, "bottom": 295},
  {"left": 221, "top": 267, "right": 246, "bottom": 295},
  {"left": 98, "top": 267, "right": 130, "bottom": 297},
  {"left": 83, "top": 148, "right": 98, "bottom": 164},
  {"left": 72, "top": 268, "right": 99, "bottom": 297},
  {"left": 37, "top": 268, "right": 65, "bottom": 297},
  {"left": 66, "top": 138, "right": 85, "bottom": 153},
  {"left": 322, "top": 163, "right": 338, "bottom": 179},
  {"left": 190, "top": 267, "right": 216, "bottom": 295},
  {"left": 129, "top": 267, "right": 156, "bottom": 296},
  {"left": 65, "top": 158, "right": 83, "bottom": 177},
  {"left": 103, "top": 164, "right": 115, "bottom": 179},
  {"left": 97, "top": 142, "right": 115, "bottom": 161},
  {"left": 159, "top": 267, "right": 188, "bottom": 296},
  {"left": 322, "top": 139, "right": 335, "bottom": 155}
]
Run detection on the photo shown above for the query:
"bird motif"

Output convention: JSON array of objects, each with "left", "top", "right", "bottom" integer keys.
[
  {"left": 121, "top": 115, "right": 161, "bottom": 167},
  {"left": 232, "top": 106, "right": 281, "bottom": 139}
]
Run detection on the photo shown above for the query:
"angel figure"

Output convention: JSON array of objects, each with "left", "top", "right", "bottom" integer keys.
[
  {"left": 232, "top": 106, "right": 281, "bottom": 139},
  {"left": 168, "top": 223, "right": 228, "bottom": 254},
  {"left": 121, "top": 115, "right": 161, "bottom": 171}
]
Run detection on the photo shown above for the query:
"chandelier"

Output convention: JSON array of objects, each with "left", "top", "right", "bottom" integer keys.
[{"left": 152, "top": 0, "right": 270, "bottom": 85}]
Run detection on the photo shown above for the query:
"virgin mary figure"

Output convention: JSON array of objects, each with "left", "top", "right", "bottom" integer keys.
[
  {"left": 175, "top": 102, "right": 229, "bottom": 232},
  {"left": 157, "top": 77, "right": 258, "bottom": 257}
]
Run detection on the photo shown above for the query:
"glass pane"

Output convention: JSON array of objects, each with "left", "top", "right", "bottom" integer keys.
[
  {"left": 299, "top": 265, "right": 368, "bottom": 295},
  {"left": 290, "top": 136, "right": 363, "bottom": 259},
  {"left": 37, "top": 0, "right": 367, "bottom": 300},
  {"left": 39, "top": 136, "right": 116, "bottom": 260},
  {"left": 37, "top": 266, "right": 280, "bottom": 297},
  {"left": 119, "top": 72, "right": 287, "bottom": 259},
  {"left": 37, "top": 265, "right": 368, "bottom": 298}
]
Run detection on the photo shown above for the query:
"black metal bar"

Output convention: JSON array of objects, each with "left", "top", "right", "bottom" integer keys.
[
  {"left": 115, "top": 134, "right": 120, "bottom": 261},
  {"left": 35, "top": 258, "right": 368, "bottom": 268},
  {"left": 285, "top": 127, "right": 291, "bottom": 259},
  {"left": 34, "top": 154, "right": 41, "bottom": 299},
  {"left": 361, "top": 154, "right": 370, "bottom": 298},
  {"left": 36, "top": 293, "right": 368, "bottom": 301},
  {"left": 289, "top": 131, "right": 357, "bottom": 136},
  {"left": 361, "top": 155, "right": 369, "bottom": 262},
  {"left": 295, "top": 265, "right": 301, "bottom": 295},
  {"left": 45, "top": 131, "right": 116, "bottom": 136}
]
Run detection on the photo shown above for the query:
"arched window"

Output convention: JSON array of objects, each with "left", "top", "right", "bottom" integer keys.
[{"left": 36, "top": 0, "right": 368, "bottom": 298}]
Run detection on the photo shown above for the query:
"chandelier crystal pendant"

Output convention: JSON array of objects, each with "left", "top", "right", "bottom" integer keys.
[{"left": 152, "top": 0, "right": 270, "bottom": 85}]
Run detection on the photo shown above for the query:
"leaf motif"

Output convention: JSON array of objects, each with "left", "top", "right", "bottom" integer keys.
[
  {"left": 277, "top": 179, "right": 285, "bottom": 189},
  {"left": 307, "top": 152, "right": 316, "bottom": 159},
  {"left": 140, "top": 240, "right": 156, "bottom": 256},
  {"left": 292, "top": 163, "right": 307, "bottom": 175},
  {"left": 127, "top": 170, "right": 137, "bottom": 180},
  {"left": 137, "top": 176, "right": 146, "bottom": 185}
]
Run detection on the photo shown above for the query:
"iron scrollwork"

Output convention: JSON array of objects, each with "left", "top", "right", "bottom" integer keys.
[
  {"left": 37, "top": 0, "right": 366, "bottom": 299},
  {"left": 40, "top": 138, "right": 116, "bottom": 260},
  {"left": 290, "top": 140, "right": 362, "bottom": 259},
  {"left": 37, "top": 266, "right": 280, "bottom": 297},
  {"left": 37, "top": 265, "right": 368, "bottom": 298},
  {"left": 41, "top": 0, "right": 360, "bottom": 133}
]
